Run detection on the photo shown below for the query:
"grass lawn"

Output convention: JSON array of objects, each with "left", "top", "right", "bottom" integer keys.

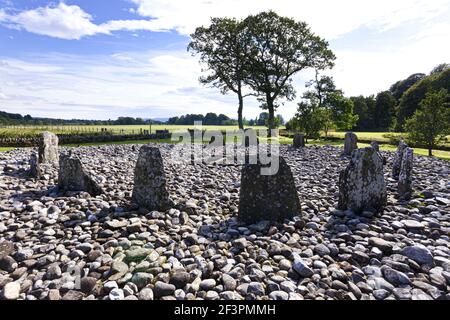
[
  {"left": 326, "top": 131, "right": 450, "bottom": 148},
  {"left": 0, "top": 125, "right": 272, "bottom": 138}
]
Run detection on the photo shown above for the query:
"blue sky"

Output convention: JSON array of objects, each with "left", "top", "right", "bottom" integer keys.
[{"left": 0, "top": 0, "right": 449, "bottom": 120}]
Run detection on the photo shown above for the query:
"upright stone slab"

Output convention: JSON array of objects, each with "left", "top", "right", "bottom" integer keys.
[
  {"left": 238, "top": 156, "right": 301, "bottom": 224},
  {"left": 370, "top": 141, "right": 380, "bottom": 152},
  {"left": 338, "top": 147, "right": 387, "bottom": 214},
  {"left": 392, "top": 140, "right": 408, "bottom": 180},
  {"left": 38, "top": 131, "right": 59, "bottom": 164},
  {"left": 343, "top": 132, "right": 358, "bottom": 155},
  {"left": 132, "top": 146, "right": 172, "bottom": 211},
  {"left": 58, "top": 153, "right": 103, "bottom": 196},
  {"left": 398, "top": 147, "right": 413, "bottom": 200},
  {"left": 28, "top": 152, "right": 41, "bottom": 179},
  {"left": 293, "top": 134, "right": 305, "bottom": 148}
]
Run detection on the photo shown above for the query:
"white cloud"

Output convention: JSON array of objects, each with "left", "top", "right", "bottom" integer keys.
[
  {"left": 0, "top": 3, "right": 104, "bottom": 40},
  {"left": 129, "top": 0, "right": 450, "bottom": 38},
  {"left": 1, "top": 1, "right": 449, "bottom": 40},
  {"left": 0, "top": 51, "right": 264, "bottom": 120},
  {"left": 0, "top": 3, "right": 162, "bottom": 40}
]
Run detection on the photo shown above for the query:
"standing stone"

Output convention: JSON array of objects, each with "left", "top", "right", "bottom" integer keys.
[
  {"left": 38, "top": 131, "right": 59, "bottom": 164},
  {"left": 398, "top": 147, "right": 413, "bottom": 200},
  {"left": 343, "top": 132, "right": 358, "bottom": 155},
  {"left": 29, "top": 152, "right": 41, "bottom": 179},
  {"left": 338, "top": 147, "right": 387, "bottom": 214},
  {"left": 132, "top": 146, "right": 172, "bottom": 211},
  {"left": 293, "top": 134, "right": 305, "bottom": 148},
  {"left": 370, "top": 141, "right": 380, "bottom": 152},
  {"left": 392, "top": 140, "right": 408, "bottom": 180},
  {"left": 58, "top": 153, "right": 103, "bottom": 196},
  {"left": 238, "top": 156, "right": 301, "bottom": 224}
]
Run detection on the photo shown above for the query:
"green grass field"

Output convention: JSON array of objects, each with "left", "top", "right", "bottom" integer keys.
[
  {"left": 1, "top": 125, "right": 449, "bottom": 160},
  {"left": 0, "top": 125, "right": 270, "bottom": 138}
]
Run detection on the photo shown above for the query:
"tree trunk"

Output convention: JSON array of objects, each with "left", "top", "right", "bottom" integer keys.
[
  {"left": 237, "top": 92, "right": 244, "bottom": 130},
  {"left": 428, "top": 147, "right": 433, "bottom": 157},
  {"left": 267, "top": 97, "right": 275, "bottom": 137}
]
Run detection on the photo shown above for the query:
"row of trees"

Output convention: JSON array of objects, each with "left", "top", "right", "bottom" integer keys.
[
  {"left": 350, "top": 64, "right": 450, "bottom": 132},
  {"left": 188, "top": 11, "right": 335, "bottom": 132},
  {"left": 285, "top": 72, "right": 358, "bottom": 140},
  {"left": 0, "top": 111, "right": 163, "bottom": 126},
  {"left": 167, "top": 113, "right": 235, "bottom": 125}
]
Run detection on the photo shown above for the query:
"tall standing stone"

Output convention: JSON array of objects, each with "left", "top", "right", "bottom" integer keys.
[
  {"left": 398, "top": 147, "right": 413, "bottom": 200},
  {"left": 370, "top": 141, "right": 380, "bottom": 152},
  {"left": 343, "top": 132, "right": 358, "bottom": 155},
  {"left": 38, "top": 131, "right": 59, "bottom": 164},
  {"left": 338, "top": 147, "right": 387, "bottom": 214},
  {"left": 58, "top": 153, "right": 103, "bottom": 196},
  {"left": 132, "top": 146, "right": 172, "bottom": 211},
  {"left": 293, "top": 134, "right": 305, "bottom": 148},
  {"left": 28, "top": 152, "right": 41, "bottom": 179},
  {"left": 392, "top": 140, "right": 408, "bottom": 180},
  {"left": 238, "top": 156, "right": 301, "bottom": 224}
]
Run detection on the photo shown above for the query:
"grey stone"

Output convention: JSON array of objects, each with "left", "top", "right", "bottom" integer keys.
[
  {"left": 293, "top": 134, "right": 305, "bottom": 148},
  {"left": 343, "top": 132, "right": 358, "bottom": 155},
  {"left": 132, "top": 146, "right": 172, "bottom": 211},
  {"left": 293, "top": 258, "right": 314, "bottom": 278},
  {"left": 109, "top": 288, "right": 125, "bottom": 300},
  {"left": 29, "top": 152, "right": 42, "bottom": 179},
  {"left": 370, "top": 141, "right": 380, "bottom": 152},
  {"left": 392, "top": 140, "right": 407, "bottom": 180},
  {"left": 247, "top": 282, "right": 265, "bottom": 296},
  {"left": 401, "top": 246, "right": 433, "bottom": 265},
  {"left": 38, "top": 131, "right": 59, "bottom": 164},
  {"left": 2, "top": 281, "right": 20, "bottom": 300},
  {"left": 138, "top": 288, "right": 154, "bottom": 300},
  {"left": 238, "top": 156, "right": 301, "bottom": 224},
  {"left": 58, "top": 153, "right": 103, "bottom": 195},
  {"left": 154, "top": 281, "right": 175, "bottom": 298},
  {"left": 381, "top": 266, "right": 411, "bottom": 286},
  {"left": 269, "top": 290, "right": 289, "bottom": 300},
  {"left": 398, "top": 147, "right": 413, "bottom": 199},
  {"left": 338, "top": 147, "right": 387, "bottom": 214},
  {"left": 221, "top": 274, "right": 237, "bottom": 291}
]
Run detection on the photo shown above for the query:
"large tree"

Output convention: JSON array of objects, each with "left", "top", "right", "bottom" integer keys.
[
  {"left": 188, "top": 17, "right": 251, "bottom": 129},
  {"left": 406, "top": 89, "right": 450, "bottom": 156},
  {"left": 242, "top": 11, "right": 335, "bottom": 132},
  {"left": 389, "top": 73, "right": 426, "bottom": 102},
  {"left": 374, "top": 91, "right": 396, "bottom": 130},
  {"left": 328, "top": 92, "right": 358, "bottom": 131},
  {"left": 396, "top": 67, "right": 450, "bottom": 131}
]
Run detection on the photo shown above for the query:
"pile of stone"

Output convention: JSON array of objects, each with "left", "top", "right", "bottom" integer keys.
[{"left": 0, "top": 143, "right": 449, "bottom": 301}]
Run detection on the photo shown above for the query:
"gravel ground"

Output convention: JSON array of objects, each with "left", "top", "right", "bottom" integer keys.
[{"left": 0, "top": 143, "right": 449, "bottom": 300}]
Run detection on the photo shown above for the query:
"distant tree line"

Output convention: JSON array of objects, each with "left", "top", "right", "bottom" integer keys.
[
  {"left": 167, "top": 113, "right": 236, "bottom": 125},
  {"left": 351, "top": 63, "right": 449, "bottom": 132},
  {"left": 0, "top": 112, "right": 163, "bottom": 126},
  {"left": 285, "top": 63, "right": 449, "bottom": 141}
]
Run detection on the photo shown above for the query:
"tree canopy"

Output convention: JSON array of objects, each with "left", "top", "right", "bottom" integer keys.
[
  {"left": 406, "top": 89, "right": 450, "bottom": 156},
  {"left": 188, "top": 17, "right": 252, "bottom": 129},
  {"left": 242, "top": 11, "right": 335, "bottom": 130}
]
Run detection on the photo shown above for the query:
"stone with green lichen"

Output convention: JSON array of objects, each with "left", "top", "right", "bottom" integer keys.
[
  {"left": 125, "top": 248, "right": 152, "bottom": 262},
  {"left": 338, "top": 147, "right": 387, "bottom": 214}
]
